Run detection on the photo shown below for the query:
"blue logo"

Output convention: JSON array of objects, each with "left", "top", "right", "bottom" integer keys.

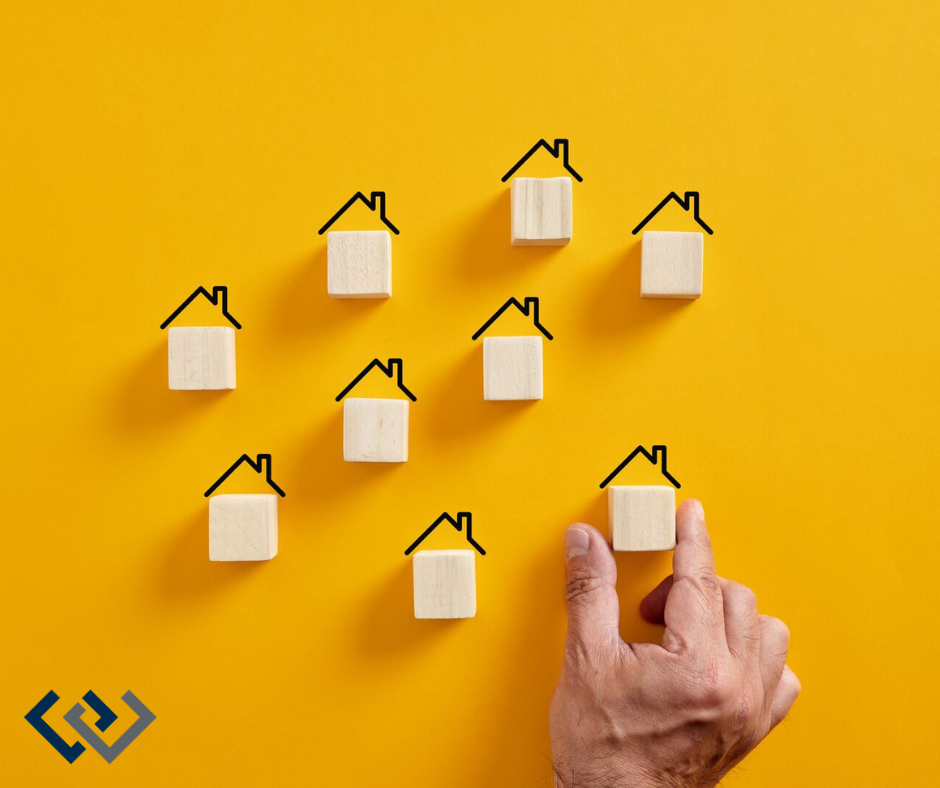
[{"left": 25, "top": 690, "right": 156, "bottom": 763}]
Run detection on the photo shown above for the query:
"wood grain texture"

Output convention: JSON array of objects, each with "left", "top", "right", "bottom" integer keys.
[
  {"left": 343, "top": 397, "right": 409, "bottom": 462},
  {"left": 608, "top": 485, "right": 676, "bottom": 551},
  {"left": 208, "top": 494, "right": 278, "bottom": 561},
  {"left": 413, "top": 549, "right": 477, "bottom": 619},
  {"left": 482, "top": 335, "right": 543, "bottom": 401},
  {"left": 167, "top": 326, "right": 236, "bottom": 390},
  {"left": 510, "top": 177, "right": 572, "bottom": 246},
  {"left": 327, "top": 230, "right": 392, "bottom": 298},
  {"left": 640, "top": 230, "right": 704, "bottom": 299}
]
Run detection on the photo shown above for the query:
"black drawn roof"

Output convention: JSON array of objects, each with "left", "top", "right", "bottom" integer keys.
[
  {"left": 335, "top": 358, "right": 416, "bottom": 402},
  {"left": 404, "top": 512, "right": 486, "bottom": 556},
  {"left": 501, "top": 138, "right": 583, "bottom": 182},
  {"left": 632, "top": 191, "right": 713, "bottom": 235},
  {"left": 471, "top": 297, "right": 553, "bottom": 341},
  {"left": 204, "top": 454, "right": 286, "bottom": 497},
  {"left": 317, "top": 191, "right": 400, "bottom": 235},
  {"left": 599, "top": 445, "right": 681, "bottom": 489},
  {"left": 160, "top": 286, "right": 241, "bottom": 329}
]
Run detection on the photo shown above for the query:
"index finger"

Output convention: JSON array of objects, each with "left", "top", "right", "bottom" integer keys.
[
  {"left": 673, "top": 498, "right": 718, "bottom": 583},
  {"left": 658, "top": 499, "right": 726, "bottom": 654}
]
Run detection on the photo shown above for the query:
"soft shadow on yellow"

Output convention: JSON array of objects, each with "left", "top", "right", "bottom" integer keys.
[
  {"left": 158, "top": 506, "right": 266, "bottom": 601},
  {"left": 114, "top": 341, "right": 231, "bottom": 432},
  {"left": 453, "top": 191, "right": 567, "bottom": 284},
  {"left": 353, "top": 561, "right": 454, "bottom": 661},
  {"left": 582, "top": 242, "right": 691, "bottom": 338},
  {"left": 423, "top": 343, "right": 541, "bottom": 444},
  {"left": 288, "top": 406, "right": 408, "bottom": 509},
  {"left": 268, "top": 245, "right": 389, "bottom": 343}
]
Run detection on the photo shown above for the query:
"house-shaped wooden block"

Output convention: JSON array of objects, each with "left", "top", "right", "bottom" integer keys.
[
  {"left": 641, "top": 231, "right": 704, "bottom": 299},
  {"left": 608, "top": 486, "right": 676, "bottom": 551},
  {"left": 632, "top": 192, "right": 714, "bottom": 299},
  {"left": 209, "top": 494, "right": 278, "bottom": 561},
  {"left": 413, "top": 550, "right": 476, "bottom": 619},
  {"left": 472, "top": 297, "right": 552, "bottom": 401},
  {"left": 205, "top": 454, "right": 286, "bottom": 562},
  {"left": 318, "top": 191, "right": 400, "bottom": 299},
  {"left": 406, "top": 512, "right": 485, "bottom": 619},
  {"left": 336, "top": 358, "right": 416, "bottom": 462},
  {"left": 511, "top": 177, "right": 572, "bottom": 246},
  {"left": 600, "top": 446, "right": 681, "bottom": 552},
  {"left": 503, "top": 139, "right": 582, "bottom": 246},
  {"left": 161, "top": 286, "right": 241, "bottom": 390}
]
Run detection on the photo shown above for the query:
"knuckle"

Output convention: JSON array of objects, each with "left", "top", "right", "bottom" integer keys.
[
  {"left": 690, "top": 661, "right": 735, "bottom": 710},
  {"left": 565, "top": 569, "right": 609, "bottom": 603},
  {"left": 764, "top": 616, "right": 790, "bottom": 643},
  {"left": 726, "top": 580, "right": 757, "bottom": 607},
  {"left": 691, "top": 571, "right": 722, "bottom": 599}
]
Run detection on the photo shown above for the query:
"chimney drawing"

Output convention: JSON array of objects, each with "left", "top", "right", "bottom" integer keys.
[
  {"left": 599, "top": 445, "right": 681, "bottom": 489},
  {"left": 405, "top": 511, "right": 486, "bottom": 555}
]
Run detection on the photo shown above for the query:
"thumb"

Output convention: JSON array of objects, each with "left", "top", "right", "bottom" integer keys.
[{"left": 564, "top": 524, "right": 621, "bottom": 657}]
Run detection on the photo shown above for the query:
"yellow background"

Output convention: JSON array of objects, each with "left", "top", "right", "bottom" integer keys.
[{"left": 2, "top": 1, "right": 939, "bottom": 785}]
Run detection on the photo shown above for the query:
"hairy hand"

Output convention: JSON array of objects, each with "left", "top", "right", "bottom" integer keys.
[{"left": 550, "top": 500, "right": 800, "bottom": 788}]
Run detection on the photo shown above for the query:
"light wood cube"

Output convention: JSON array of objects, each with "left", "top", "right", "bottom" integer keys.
[
  {"left": 168, "top": 326, "right": 236, "bottom": 390},
  {"left": 483, "top": 336, "right": 543, "bottom": 401},
  {"left": 640, "top": 231, "right": 704, "bottom": 299},
  {"left": 511, "top": 177, "right": 572, "bottom": 246},
  {"left": 327, "top": 230, "right": 392, "bottom": 298},
  {"left": 343, "top": 398, "right": 409, "bottom": 462},
  {"left": 608, "top": 485, "right": 676, "bottom": 551},
  {"left": 413, "top": 549, "right": 476, "bottom": 619},
  {"left": 209, "top": 494, "right": 278, "bottom": 561}
]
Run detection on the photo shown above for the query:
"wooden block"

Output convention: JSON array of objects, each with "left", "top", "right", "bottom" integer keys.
[
  {"left": 168, "top": 326, "right": 236, "bottom": 390},
  {"left": 511, "top": 177, "right": 572, "bottom": 246},
  {"left": 608, "top": 485, "right": 676, "bottom": 551},
  {"left": 483, "top": 336, "right": 543, "bottom": 401},
  {"left": 413, "top": 549, "right": 476, "bottom": 619},
  {"left": 343, "top": 397, "right": 409, "bottom": 462},
  {"left": 327, "top": 230, "right": 392, "bottom": 298},
  {"left": 640, "top": 231, "right": 704, "bottom": 299},
  {"left": 209, "top": 494, "right": 278, "bottom": 561}
]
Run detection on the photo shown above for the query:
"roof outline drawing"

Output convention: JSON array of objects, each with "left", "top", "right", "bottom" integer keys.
[
  {"left": 317, "top": 190, "right": 400, "bottom": 235},
  {"left": 335, "top": 358, "right": 417, "bottom": 402},
  {"left": 599, "top": 445, "right": 681, "bottom": 489},
  {"left": 404, "top": 511, "right": 486, "bottom": 556},
  {"left": 204, "top": 453, "right": 287, "bottom": 497},
  {"left": 631, "top": 191, "right": 714, "bottom": 235},
  {"left": 501, "top": 138, "right": 583, "bottom": 183},
  {"left": 471, "top": 296, "right": 553, "bottom": 341},
  {"left": 160, "top": 286, "right": 242, "bottom": 330}
]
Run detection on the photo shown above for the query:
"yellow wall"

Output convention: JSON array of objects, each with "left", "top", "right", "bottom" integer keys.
[{"left": 2, "top": 2, "right": 938, "bottom": 785}]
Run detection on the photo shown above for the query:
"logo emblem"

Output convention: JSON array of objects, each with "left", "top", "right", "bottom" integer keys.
[{"left": 25, "top": 690, "right": 156, "bottom": 763}]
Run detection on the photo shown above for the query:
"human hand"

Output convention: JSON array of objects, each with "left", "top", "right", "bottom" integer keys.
[{"left": 549, "top": 499, "right": 800, "bottom": 788}]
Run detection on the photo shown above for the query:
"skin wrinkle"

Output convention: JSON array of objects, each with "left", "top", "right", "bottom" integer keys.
[{"left": 550, "top": 503, "right": 799, "bottom": 788}]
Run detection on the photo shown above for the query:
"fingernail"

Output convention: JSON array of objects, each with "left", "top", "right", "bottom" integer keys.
[
  {"left": 565, "top": 527, "right": 590, "bottom": 561},
  {"left": 687, "top": 498, "right": 704, "bottom": 518}
]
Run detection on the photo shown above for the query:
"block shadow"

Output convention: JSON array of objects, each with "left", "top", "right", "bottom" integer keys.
[
  {"left": 268, "top": 245, "right": 388, "bottom": 343},
  {"left": 582, "top": 242, "right": 691, "bottom": 338},
  {"left": 476, "top": 537, "right": 563, "bottom": 786},
  {"left": 353, "top": 560, "right": 454, "bottom": 660},
  {"left": 157, "top": 506, "right": 266, "bottom": 601},
  {"left": 289, "top": 406, "right": 409, "bottom": 508},
  {"left": 454, "top": 191, "right": 566, "bottom": 283},
  {"left": 421, "top": 344, "right": 540, "bottom": 445},
  {"left": 114, "top": 341, "right": 231, "bottom": 431}
]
